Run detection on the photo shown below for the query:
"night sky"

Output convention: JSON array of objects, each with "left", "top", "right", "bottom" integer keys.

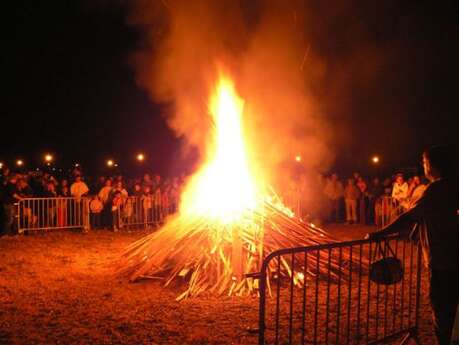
[{"left": 3, "top": 0, "right": 458, "bottom": 177}]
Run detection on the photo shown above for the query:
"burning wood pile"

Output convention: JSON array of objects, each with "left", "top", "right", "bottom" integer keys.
[{"left": 117, "top": 73, "right": 340, "bottom": 300}]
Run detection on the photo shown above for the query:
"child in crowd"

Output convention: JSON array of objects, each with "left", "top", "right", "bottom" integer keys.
[
  {"left": 111, "top": 191, "right": 123, "bottom": 232},
  {"left": 89, "top": 195, "right": 103, "bottom": 229}
]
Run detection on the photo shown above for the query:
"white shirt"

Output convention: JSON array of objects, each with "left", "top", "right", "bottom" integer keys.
[
  {"left": 70, "top": 181, "right": 89, "bottom": 199},
  {"left": 392, "top": 182, "right": 408, "bottom": 202}
]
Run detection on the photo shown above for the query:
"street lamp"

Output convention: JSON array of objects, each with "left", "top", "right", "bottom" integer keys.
[
  {"left": 44, "top": 154, "right": 53, "bottom": 163},
  {"left": 16, "top": 159, "right": 24, "bottom": 167},
  {"left": 295, "top": 155, "right": 302, "bottom": 163},
  {"left": 0, "top": 162, "right": 3, "bottom": 169},
  {"left": 371, "top": 155, "right": 380, "bottom": 164},
  {"left": 107, "top": 159, "right": 114, "bottom": 167},
  {"left": 136, "top": 153, "right": 145, "bottom": 162}
]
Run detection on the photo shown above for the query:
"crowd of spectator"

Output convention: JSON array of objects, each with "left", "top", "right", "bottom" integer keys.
[
  {"left": 0, "top": 166, "right": 184, "bottom": 235},
  {"left": 322, "top": 172, "right": 428, "bottom": 226},
  {"left": 0, "top": 163, "right": 433, "bottom": 236}
]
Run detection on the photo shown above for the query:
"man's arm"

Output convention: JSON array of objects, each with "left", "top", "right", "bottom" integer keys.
[
  {"left": 82, "top": 183, "right": 89, "bottom": 196},
  {"left": 367, "top": 211, "right": 414, "bottom": 239},
  {"left": 391, "top": 184, "right": 397, "bottom": 198},
  {"left": 12, "top": 192, "right": 22, "bottom": 201}
]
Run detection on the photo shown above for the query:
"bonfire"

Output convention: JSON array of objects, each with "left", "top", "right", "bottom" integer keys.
[{"left": 118, "top": 72, "right": 339, "bottom": 300}]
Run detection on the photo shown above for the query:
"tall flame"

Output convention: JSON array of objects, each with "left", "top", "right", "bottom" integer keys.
[{"left": 180, "top": 74, "right": 259, "bottom": 223}]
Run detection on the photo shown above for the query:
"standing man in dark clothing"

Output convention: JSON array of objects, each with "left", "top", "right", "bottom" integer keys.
[
  {"left": 0, "top": 180, "right": 4, "bottom": 232},
  {"left": 368, "top": 146, "right": 459, "bottom": 345},
  {"left": 0, "top": 167, "right": 11, "bottom": 187},
  {"left": 0, "top": 167, "right": 10, "bottom": 233},
  {"left": 2, "top": 174, "right": 21, "bottom": 235}
]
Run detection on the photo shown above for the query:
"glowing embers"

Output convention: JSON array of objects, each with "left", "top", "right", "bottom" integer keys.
[{"left": 180, "top": 75, "right": 258, "bottom": 224}]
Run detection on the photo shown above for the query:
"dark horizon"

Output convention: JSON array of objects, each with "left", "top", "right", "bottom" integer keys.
[{"left": 3, "top": 0, "right": 458, "bottom": 178}]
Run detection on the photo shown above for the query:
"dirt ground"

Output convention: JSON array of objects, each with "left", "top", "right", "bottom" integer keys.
[{"left": 0, "top": 225, "right": 452, "bottom": 344}]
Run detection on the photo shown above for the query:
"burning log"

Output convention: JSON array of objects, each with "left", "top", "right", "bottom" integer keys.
[{"left": 117, "top": 196, "right": 346, "bottom": 300}]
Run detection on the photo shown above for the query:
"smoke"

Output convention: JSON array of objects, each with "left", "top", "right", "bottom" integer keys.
[
  {"left": 238, "top": 1, "right": 334, "bottom": 182},
  {"left": 128, "top": 1, "right": 246, "bottom": 153},
  {"left": 128, "top": 0, "right": 334, "bottom": 173}
]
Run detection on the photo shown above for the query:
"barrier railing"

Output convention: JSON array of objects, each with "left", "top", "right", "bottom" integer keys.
[
  {"left": 378, "top": 196, "right": 404, "bottom": 228},
  {"left": 17, "top": 197, "right": 90, "bottom": 234},
  {"left": 117, "top": 196, "right": 177, "bottom": 229},
  {"left": 257, "top": 236, "right": 422, "bottom": 345},
  {"left": 15, "top": 195, "right": 178, "bottom": 233}
]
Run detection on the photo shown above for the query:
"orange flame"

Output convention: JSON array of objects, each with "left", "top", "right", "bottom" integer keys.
[{"left": 180, "top": 73, "right": 259, "bottom": 224}]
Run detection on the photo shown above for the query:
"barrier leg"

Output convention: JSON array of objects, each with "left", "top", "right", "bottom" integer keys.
[
  {"left": 83, "top": 199, "right": 90, "bottom": 232},
  {"left": 399, "top": 329, "right": 420, "bottom": 345}
]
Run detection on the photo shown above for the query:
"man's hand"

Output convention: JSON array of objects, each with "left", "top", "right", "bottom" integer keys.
[
  {"left": 364, "top": 231, "right": 385, "bottom": 240},
  {"left": 365, "top": 222, "right": 401, "bottom": 241}
]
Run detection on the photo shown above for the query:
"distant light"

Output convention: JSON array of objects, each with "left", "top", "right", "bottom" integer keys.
[
  {"left": 0, "top": 162, "right": 3, "bottom": 169},
  {"left": 44, "top": 154, "right": 53, "bottom": 163},
  {"left": 136, "top": 153, "right": 145, "bottom": 162},
  {"left": 295, "top": 155, "right": 302, "bottom": 163},
  {"left": 16, "top": 159, "right": 24, "bottom": 167},
  {"left": 107, "top": 160, "right": 114, "bottom": 167},
  {"left": 74, "top": 163, "right": 80, "bottom": 167},
  {"left": 371, "top": 155, "right": 380, "bottom": 164},
  {"left": 114, "top": 163, "right": 118, "bottom": 167}
]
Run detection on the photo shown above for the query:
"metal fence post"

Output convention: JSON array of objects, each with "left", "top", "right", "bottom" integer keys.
[
  {"left": 83, "top": 197, "right": 90, "bottom": 231},
  {"left": 16, "top": 202, "right": 21, "bottom": 234},
  {"left": 258, "top": 261, "right": 267, "bottom": 345}
]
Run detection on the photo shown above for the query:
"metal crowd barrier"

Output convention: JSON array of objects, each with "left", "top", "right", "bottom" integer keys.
[
  {"left": 117, "top": 196, "right": 178, "bottom": 229},
  {"left": 17, "top": 197, "right": 90, "bottom": 234},
  {"left": 15, "top": 196, "right": 178, "bottom": 233},
  {"left": 257, "top": 236, "right": 422, "bottom": 345},
  {"left": 378, "top": 196, "right": 404, "bottom": 228}
]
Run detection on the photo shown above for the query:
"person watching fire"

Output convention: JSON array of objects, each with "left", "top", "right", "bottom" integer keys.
[
  {"left": 391, "top": 173, "right": 409, "bottom": 206},
  {"left": 344, "top": 178, "right": 360, "bottom": 225},
  {"left": 323, "top": 173, "right": 344, "bottom": 223},
  {"left": 367, "top": 145, "right": 459, "bottom": 345}
]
